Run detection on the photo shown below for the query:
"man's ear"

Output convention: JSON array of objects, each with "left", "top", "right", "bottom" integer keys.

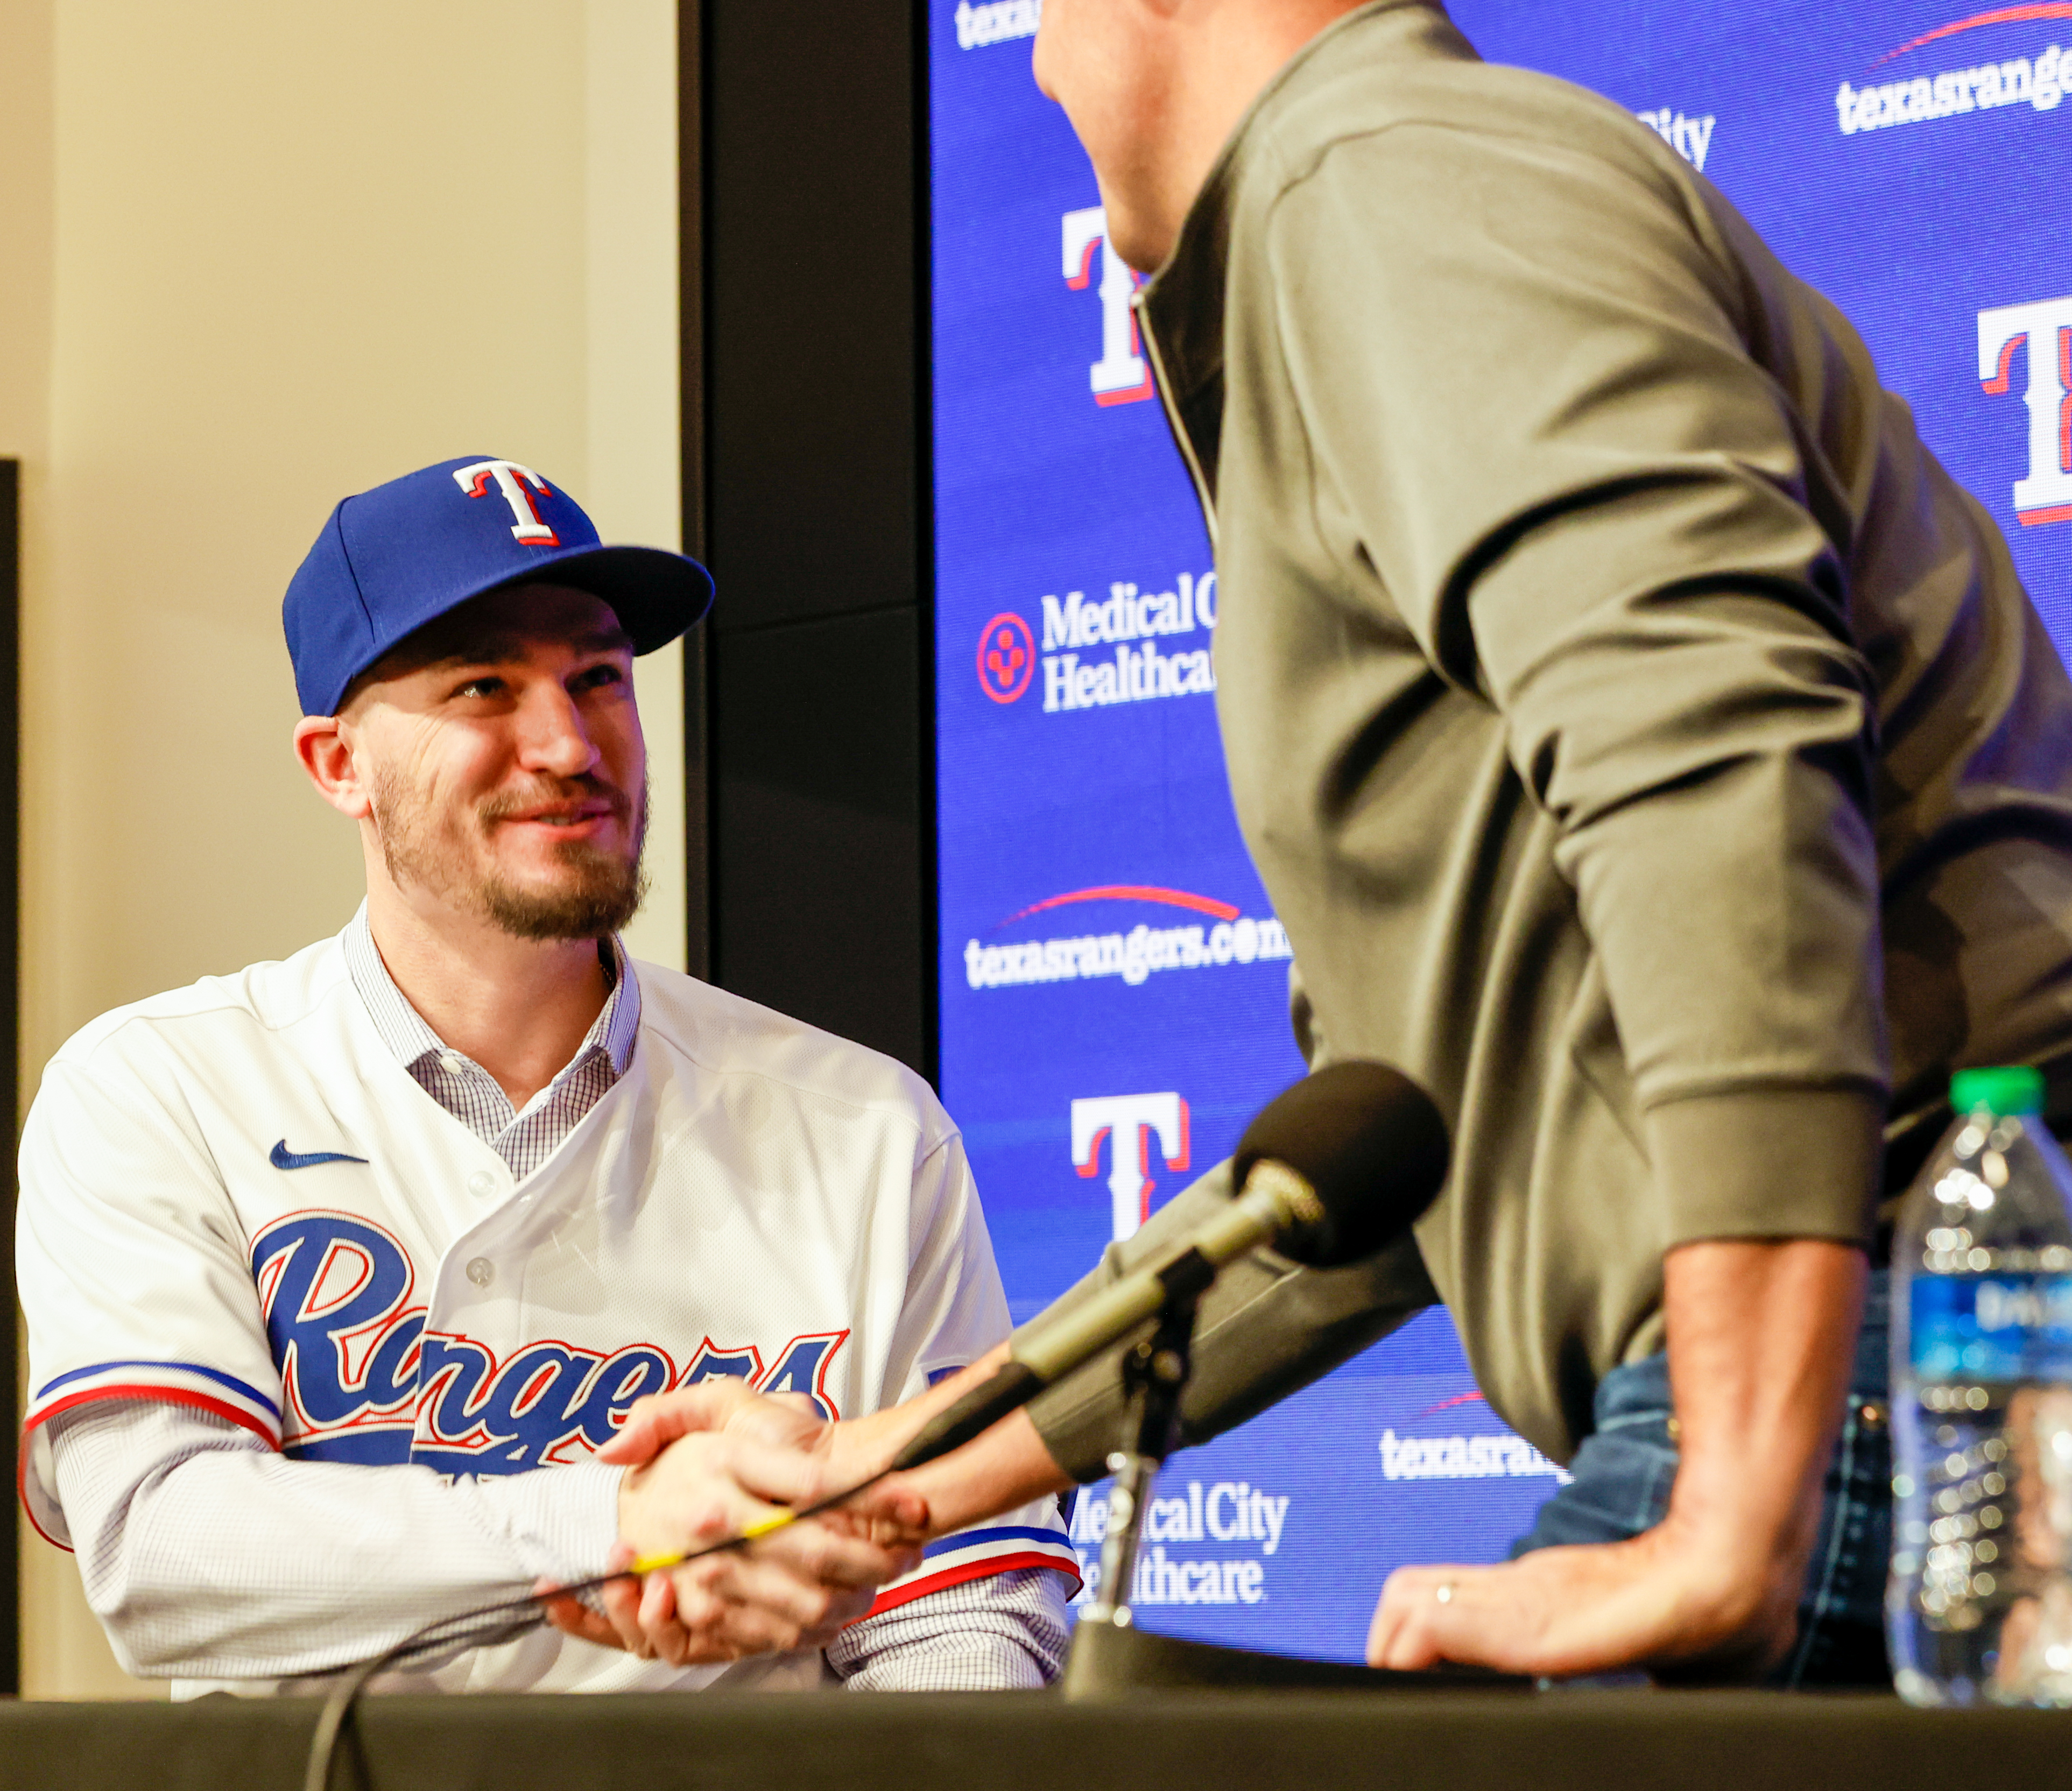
[{"left": 293, "top": 714, "right": 373, "bottom": 820}]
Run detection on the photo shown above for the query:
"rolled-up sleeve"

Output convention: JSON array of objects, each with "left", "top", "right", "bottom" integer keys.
[
  {"left": 1267, "top": 121, "right": 1887, "bottom": 1244},
  {"left": 826, "top": 1567, "right": 1068, "bottom": 1691}
]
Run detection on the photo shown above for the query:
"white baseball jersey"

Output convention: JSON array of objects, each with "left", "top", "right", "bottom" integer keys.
[{"left": 16, "top": 930, "right": 1078, "bottom": 1691}]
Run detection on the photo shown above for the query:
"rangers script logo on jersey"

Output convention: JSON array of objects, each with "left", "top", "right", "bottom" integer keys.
[{"left": 254, "top": 1211, "right": 850, "bottom": 1472}]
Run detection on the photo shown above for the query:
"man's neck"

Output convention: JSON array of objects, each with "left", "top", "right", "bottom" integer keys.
[
  {"left": 364, "top": 883, "right": 610, "bottom": 1112},
  {"left": 1113, "top": 0, "right": 1379, "bottom": 270}
]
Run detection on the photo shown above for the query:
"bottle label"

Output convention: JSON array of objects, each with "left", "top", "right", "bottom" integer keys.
[{"left": 1911, "top": 1274, "right": 2072, "bottom": 1381}]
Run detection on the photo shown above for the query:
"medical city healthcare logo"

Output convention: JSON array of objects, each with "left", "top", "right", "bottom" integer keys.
[
  {"left": 1980, "top": 293, "right": 2072, "bottom": 525},
  {"left": 1632, "top": 107, "right": 1716, "bottom": 168},
  {"left": 963, "top": 885, "right": 1292, "bottom": 992},
  {"left": 1066, "top": 1473, "right": 1290, "bottom": 1609},
  {"left": 976, "top": 612, "right": 1035, "bottom": 703},
  {"left": 972, "top": 567, "right": 1217, "bottom": 710}
]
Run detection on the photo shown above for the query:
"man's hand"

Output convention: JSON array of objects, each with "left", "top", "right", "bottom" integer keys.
[
  {"left": 1368, "top": 1236, "right": 1866, "bottom": 1681},
  {"left": 601, "top": 1379, "right": 936, "bottom": 1548},
  {"left": 540, "top": 1382, "right": 928, "bottom": 1666},
  {"left": 546, "top": 1360, "right": 1076, "bottom": 1662},
  {"left": 1366, "top": 1513, "right": 1794, "bottom": 1680},
  {"left": 600, "top": 1345, "right": 1067, "bottom": 1542}
]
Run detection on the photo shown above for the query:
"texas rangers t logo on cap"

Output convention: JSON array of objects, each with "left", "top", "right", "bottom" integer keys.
[
  {"left": 453, "top": 459, "right": 560, "bottom": 547},
  {"left": 280, "top": 454, "right": 715, "bottom": 717}
]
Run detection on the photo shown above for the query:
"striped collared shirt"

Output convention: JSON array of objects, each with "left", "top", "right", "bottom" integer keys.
[{"left": 342, "top": 907, "right": 640, "bottom": 1180}]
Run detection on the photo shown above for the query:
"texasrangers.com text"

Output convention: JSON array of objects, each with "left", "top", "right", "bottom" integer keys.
[
  {"left": 1838, "top": 44, "right": 2068, "bottom": 134},
  {"left": 964, "top": 915, "right": 1293, "bottom": 990}
]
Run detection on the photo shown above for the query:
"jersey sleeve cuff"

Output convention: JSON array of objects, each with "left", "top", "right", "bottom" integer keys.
[
  {"left": 857, "top": 1507, "right": 1082, "bottom": 1621},
  {"left": 481, "top": 1459, "right": 624, "bottom": 1591}
]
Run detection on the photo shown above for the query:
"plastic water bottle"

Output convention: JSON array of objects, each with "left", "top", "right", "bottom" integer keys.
[{"left": 1888, "top": 1066, "right": 2072, "bottom": 1705}]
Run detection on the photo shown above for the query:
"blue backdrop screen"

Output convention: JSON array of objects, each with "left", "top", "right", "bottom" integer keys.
[{"left": 930, "top": 1, "right": 2072, "bottom": 1660}]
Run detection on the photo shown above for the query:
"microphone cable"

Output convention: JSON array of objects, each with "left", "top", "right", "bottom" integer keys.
[{"left": 303, "top": 1462, "right": 898, "bottom": 1791}]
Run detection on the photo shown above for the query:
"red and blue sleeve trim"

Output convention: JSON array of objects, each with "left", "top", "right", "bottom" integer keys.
[
  {"left": 857, "top": 1522, "right": 1082, "bottom": 1620},
  {"left": 33, "top": 1359, "right": 280, "bottom": 1415},
  {"left": 19, "top": 1362, "right": 284, "bottom": 1550}
]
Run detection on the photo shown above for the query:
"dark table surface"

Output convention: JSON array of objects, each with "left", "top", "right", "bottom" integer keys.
[{"left": 1, "top": 1687, "right": 2069, "bottom": 1791}]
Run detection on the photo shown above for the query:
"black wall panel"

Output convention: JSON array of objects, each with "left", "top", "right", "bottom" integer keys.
[
  {"left": 704, "top": 2, "right": 919, "bottom": 637},
  {"left": 690, "top": 0, "right": 934, "bottom": 1076},
  {"left": 710, "top": 609, "right": 926, "bottom": 1059}
]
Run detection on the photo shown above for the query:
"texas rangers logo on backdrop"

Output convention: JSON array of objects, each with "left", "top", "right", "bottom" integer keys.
[
  {"left": 1979, "top": 294, "right": 2072, "bottom": 525},
  {"left": 1072, "top": 1092, "right": 1190, "bottom": 1241},
  {"left": 950, "top": 0, "right": 1039, "bottom": 51},
  {"left": 1063, "top": 206, "right": 1153, "bottom": 406},
  {"left": 963, "top": 884, "right": 1292, "bottom": 992},
  {"left": 1835, "top": 8, "right": 2072, "bottom": 136},
  {"left": 252, "top": 1212, "right": 848, "bottom": 1475}
]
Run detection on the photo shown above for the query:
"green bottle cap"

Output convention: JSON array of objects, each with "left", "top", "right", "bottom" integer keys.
[{"left": 1950, "top": 1066, "right": 2045, "bottom": 1118}]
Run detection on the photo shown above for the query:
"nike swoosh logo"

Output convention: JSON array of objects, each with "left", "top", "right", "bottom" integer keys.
[{"left": 269, "top": 1139, "right": 370, "bottom": 1171}]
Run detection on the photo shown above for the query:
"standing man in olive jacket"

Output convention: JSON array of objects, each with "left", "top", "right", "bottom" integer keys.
[
  {"left": 561, "top": 0, "right": 2072, "bottom": 1687},
  {"left": 1008, "top": 0, "right": 2072, "bottom": 1683}
]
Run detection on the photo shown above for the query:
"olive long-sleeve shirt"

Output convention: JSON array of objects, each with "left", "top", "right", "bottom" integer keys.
[{"left": 1027, "top": 1, "right": 2072, "bottom": 1467}]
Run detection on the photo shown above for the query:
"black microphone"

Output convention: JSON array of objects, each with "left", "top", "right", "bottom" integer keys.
[{"left": 890, "top": 1061, "right": 1449, "bottom": 1473}]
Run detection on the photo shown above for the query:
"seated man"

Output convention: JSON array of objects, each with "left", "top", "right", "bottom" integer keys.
[{"left": 15, "top": 456, "right": 1077, "bottom": 1694}]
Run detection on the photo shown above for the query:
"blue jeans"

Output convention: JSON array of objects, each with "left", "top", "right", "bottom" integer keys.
[{"left": 1511, "top": 1269, "right": 1893, "bottom": 1687}]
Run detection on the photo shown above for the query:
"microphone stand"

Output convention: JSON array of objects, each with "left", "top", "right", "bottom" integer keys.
[{"left": 1075, "top": 1285, "right": 1200, "bottom": 1636}]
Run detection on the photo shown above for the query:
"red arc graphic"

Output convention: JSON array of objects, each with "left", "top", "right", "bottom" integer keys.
[
  {"left": 1872, "top": 4, "right": 2072, "bottom": 66},
  {"left": 996, "top": 885, "right": 1242, "bottom": 928}
]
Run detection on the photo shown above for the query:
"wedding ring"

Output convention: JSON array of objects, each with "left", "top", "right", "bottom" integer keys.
[{"left": 1434, "top": 1583, "right": 1455, "bottom": 1605}]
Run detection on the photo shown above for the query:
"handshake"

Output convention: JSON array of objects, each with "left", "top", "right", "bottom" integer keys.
[
  {"left": 540, "top": 1347, "right": 1066, "bottom": 1666},
  {"left": 540, "top": 1067, "right": 1448, "bottom": 1671}
]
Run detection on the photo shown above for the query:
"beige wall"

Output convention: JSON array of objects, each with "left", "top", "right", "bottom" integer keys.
[{"left": 4, "top": 0, "right": 684, "bottom": 1697}]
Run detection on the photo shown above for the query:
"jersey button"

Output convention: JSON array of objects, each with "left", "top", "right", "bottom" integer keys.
[
  {"left": 467, "top": 1170, "right": 497, "bottom": 1199},
  {"left": 466, "top": 1257, "right": 495, "bottom": 1288}
]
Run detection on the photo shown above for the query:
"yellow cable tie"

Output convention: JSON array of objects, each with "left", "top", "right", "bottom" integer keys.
[
  {"left": 625, "top": 1510, "right": 797, "bottom": 1576},
  {"left": 627, "top": 1550, "right": 681, "bottom": 1575}
]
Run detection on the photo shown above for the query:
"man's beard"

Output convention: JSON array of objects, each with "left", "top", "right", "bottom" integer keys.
[{"left": 369, "top": 767, "right": 650, "bottom": 942}]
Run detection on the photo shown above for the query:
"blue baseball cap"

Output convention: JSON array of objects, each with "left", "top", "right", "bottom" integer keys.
[{"left": 283, "top": 455, "right": 715, "bottom": 716}]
